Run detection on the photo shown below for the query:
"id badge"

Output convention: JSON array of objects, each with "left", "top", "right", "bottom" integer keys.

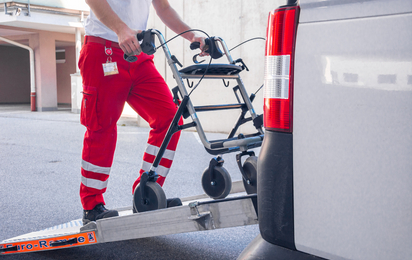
[
  {"left": 102, "top": 46, "right": 119, "bottom": 76},
  {"left": 102, "top": 61, "right": 119, "bottom": 76}
]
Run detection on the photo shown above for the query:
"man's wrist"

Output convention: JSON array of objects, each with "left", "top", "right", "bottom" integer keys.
[
  {"left": 112, "top": 22, "right": 129, "bottom": 36},
  {"left": 180, "top": 31, "right": 195, "bottom": 42}
]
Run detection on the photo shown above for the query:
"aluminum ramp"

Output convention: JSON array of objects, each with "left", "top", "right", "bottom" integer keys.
[{"left": 0, "top": 181, "right": 258, "bottom": 255}]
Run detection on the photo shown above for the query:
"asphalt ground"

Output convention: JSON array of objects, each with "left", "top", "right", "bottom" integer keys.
[{"left": 0, "top": 105, "right": 260, "bottom": 260}]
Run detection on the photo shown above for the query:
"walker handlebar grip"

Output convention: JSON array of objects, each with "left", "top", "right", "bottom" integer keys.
[
  {"left": 124, "top": 30, "right": 156, "bottom": 62},
  {"left": 137, "top": 31, "right": 145, "bottom": 41},
  {"left": 190, "top": 38, "right": 222, "bottom": 59},
  {"left": 190, "top": 42, "right": 201, "bottom": 50}
]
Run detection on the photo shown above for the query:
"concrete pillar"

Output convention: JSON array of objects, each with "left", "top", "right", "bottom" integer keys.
[
  {"left": 75, "top": 27, "right": 81, "bottom": 73},
  {"left": 30, "top": 32, "right": 58, "bottom": 111}
]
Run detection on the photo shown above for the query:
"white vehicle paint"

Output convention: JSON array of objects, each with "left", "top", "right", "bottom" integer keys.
[
  {"left": 240, "top": 1, "right": 412, "bottom": 259},
  {"left": 293, "top": 1, "right": 412, "bottom": 259}
]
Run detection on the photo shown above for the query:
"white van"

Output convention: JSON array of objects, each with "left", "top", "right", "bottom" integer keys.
[{"left": 239, "top": 0, "right": 412, "bottom": 259}]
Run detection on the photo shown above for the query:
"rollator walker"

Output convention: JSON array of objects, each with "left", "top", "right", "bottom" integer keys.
[{"left": 126, "top": 29, "right": 264, "bottom": 212}]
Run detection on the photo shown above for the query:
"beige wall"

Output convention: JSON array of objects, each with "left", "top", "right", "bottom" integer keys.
[{"left": 123, "top": 0, "right": 286, "bottom": 133}]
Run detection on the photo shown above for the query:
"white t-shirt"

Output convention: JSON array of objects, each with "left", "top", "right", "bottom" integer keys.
[{"left": 84, "top": 0, "right": 152, "bottom": 43}]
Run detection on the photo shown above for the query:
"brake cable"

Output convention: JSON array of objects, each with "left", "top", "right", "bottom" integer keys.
[
  {"left": 137, "top": 30, "right": 265, "bottom": 97},
  {"left": 187, "top": 35, "right": 266, "bottom": 96},
  {"left": 229, "top": 37, "right": 266, "bottom": 52},
  {"left": 147, "top": 29, "right": 212, "bottom": 96}
]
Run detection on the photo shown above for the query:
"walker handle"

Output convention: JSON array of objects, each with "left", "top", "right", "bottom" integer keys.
[
  {"left": 124, "top": 30, "right": 156, "bottom": 62},
  {"left": 136, "top": 31, "right": 145, "bottom": 41},
  {"left": 190, "top": 38, "right": 223, "bottom": 59},
  {"left": 190, "top": 42, "right": 201, "bottom": 50}
]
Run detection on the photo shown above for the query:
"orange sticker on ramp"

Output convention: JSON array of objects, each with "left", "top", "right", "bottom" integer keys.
[{"left": 0, "top": 231, "right": 97, "bottom": 255}]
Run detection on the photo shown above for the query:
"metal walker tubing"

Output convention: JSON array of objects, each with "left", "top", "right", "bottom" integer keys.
[{"left": 150, "top": 30, "right": 263, "bottom": 156}]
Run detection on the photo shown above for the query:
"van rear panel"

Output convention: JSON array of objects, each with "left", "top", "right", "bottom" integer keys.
[{"left": 293, "top": 1, "right": 412, "bottom": 259}]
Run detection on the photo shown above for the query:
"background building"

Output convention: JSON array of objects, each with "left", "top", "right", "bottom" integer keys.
[{"left": 0, "top": 0, "right": 285, "bottom": 133}]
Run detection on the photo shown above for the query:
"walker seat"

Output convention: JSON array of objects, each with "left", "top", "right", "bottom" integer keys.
[{"left": 179, "top": 64, "right": 243, "bottom": 76}]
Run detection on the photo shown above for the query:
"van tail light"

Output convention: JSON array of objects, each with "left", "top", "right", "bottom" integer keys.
[{"left": 264, "top": 5, "right": 299, "bottom": 133}]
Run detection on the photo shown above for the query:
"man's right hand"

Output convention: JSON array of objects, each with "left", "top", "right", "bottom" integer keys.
[{"left": 118, "top": 28, "right": 142, "bottom": 56}]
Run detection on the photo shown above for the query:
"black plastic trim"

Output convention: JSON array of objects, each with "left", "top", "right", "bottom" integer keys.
[
  {"left": 287, "top": 0, "right": 298, "bottom": 6},
  {"left": 238, "top": 234, "right": 326, "bottom": 260},
  {"left": 279, "top": 0, "right": 298, "bottom": 9},
  {"left": 257, "top": 130, "right": 295, "bottom": 250}
]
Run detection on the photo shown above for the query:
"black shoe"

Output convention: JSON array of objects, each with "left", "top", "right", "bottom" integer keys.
[
  {"left": 83, "top": 204, "right": 119, "bottom": 225},
  {"left": 167, "top": 198, "right": 182, "bottom": 208}
]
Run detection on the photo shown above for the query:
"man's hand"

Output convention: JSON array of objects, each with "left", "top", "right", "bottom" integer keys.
[
  {"left": 117, "top": 28, "right": 142, "bottom": 56},
  {"left": 191, "top": 34, "right": 209, "bottom": 57}
]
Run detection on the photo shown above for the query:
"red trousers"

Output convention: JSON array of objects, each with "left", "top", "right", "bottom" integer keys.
[{"left": 78, "top": 36, "right": 182, "bottom": 210}]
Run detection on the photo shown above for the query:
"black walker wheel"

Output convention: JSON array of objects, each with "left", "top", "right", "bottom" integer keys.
[
  {"left": 201, "top": 165, "right": 232, "bottom": 199},
  {"left": 242, "top": 156, "right": 258, "bottom": 194},
  {"left": 133, "top": 182, "right": 167, "bottom": 213}
]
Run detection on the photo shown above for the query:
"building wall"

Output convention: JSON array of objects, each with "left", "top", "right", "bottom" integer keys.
[
  {"left": 0, "top": 0, "right": 287, "bottom": 133},
  {"left": 0, "top": 45, "right": 30, "bottom": 103},
  {"left": 122, "top": 0, "right": 286, "bottom": 133},
  {"left": 0, "top": 28, "right": 76, "bottom": 110}
]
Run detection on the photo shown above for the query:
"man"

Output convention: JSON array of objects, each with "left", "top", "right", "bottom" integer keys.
[{"left": 79, "top": 0, "right": 206, "bottom": 224}]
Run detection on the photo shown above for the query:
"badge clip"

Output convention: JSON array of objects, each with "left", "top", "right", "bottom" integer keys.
[{"left": 102, "top": 47, "right": 119, "bottom": 76}]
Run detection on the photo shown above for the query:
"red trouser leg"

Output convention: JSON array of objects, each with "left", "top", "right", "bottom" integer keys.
[
  {"left": 78, "top": 42, "right": 133, "bottom": 210},
  {"left": 127, "top": 60, "right": 183, "bottom": 193},
  {"left": 78, "top": 40, "right": 182, "bottom": 210}
]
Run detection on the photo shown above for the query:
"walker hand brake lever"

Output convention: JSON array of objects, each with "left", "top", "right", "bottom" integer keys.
[
  {"left": 124, "top": 30, "right": 156, "bottom": 62},
  {"left": 191, "top": 40, "right": 209, "bottom": 64},
  {"left": 191, "top": 37, "right": 223, "bottom": 64},
  {"left": 190, "top": 42, "right": 202, "bottom": 50}
]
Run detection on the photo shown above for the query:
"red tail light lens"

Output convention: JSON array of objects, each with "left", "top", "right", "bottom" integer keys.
[{"left": 264, "top": 6, "right": 299, "bottom": 132}]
